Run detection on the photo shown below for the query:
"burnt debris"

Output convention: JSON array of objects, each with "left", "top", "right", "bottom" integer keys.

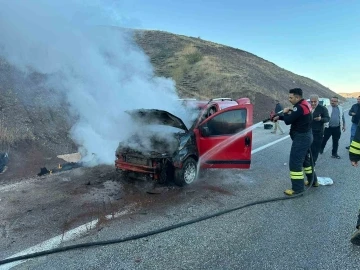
[{"left": 37, "top": 162, "right": 83, "bottom": 176}]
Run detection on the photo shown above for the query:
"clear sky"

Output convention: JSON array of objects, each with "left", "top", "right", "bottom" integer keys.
[{"left": 113, "top": 0, "right": 360, "bottom": 93}]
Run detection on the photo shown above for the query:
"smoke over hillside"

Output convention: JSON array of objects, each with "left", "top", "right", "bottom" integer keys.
[{"left": 0, "top": 0, "right": 192, "bottom": 165}]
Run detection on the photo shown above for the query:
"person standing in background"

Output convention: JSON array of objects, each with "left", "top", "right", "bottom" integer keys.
[
  {"left": 304, "top": 95, "right": 329, "bottom": 187},
  {"left": 320, "top": 96, "right": 345, "bottom": 159},
  {"left": 347, "top": 96, "right": 360, "bottom": 149},
  {"left": 271, "top": 100, "right": 285, "bottom": 135},
  {"left": 309, "top": 94, "right": 330, "bottom": 165}
]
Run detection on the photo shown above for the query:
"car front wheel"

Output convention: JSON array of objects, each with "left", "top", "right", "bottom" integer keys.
[{"left": 174, "top": 157, "right": 198, "bottom": 186}]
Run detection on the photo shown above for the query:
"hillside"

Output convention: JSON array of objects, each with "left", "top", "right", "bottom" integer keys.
[
  {"left": 0, "top": 59, "right": 77, "bottom": 179},
  {"left": 0, "top": 28, "right": 343, "bottom": 179},
  {"left": 135, "top": 30, "right": 342, "bottom": 121},
  {"left": 339, "top": 92, "right": 360, "bottom": 98}
]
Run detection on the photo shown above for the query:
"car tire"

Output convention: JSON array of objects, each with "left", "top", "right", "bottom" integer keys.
[{"left": 174, "top": 157, "right": 198, "bottom": 186}]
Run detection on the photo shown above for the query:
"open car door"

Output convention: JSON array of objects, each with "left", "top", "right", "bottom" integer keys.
[{"left": 194, "top": 104, "right": 253, "bottom": 169}]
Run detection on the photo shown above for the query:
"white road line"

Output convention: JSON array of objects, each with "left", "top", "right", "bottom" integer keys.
[
  {"left": 0, "top": 219, "right": 98, "bottom": 270},
  {"left": 0, "top": 205, "right": 136, "bottom": 270},
  {"left": 251, "top": 135, "right": 290, "bottom": 155}
]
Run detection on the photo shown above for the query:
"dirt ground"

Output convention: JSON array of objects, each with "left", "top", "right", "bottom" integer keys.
[
  {"left": 0, "top": 141, "right": 68, "bottom": 185},
  {"left": 0, "top": 155, "right": 234, "bottom": 259}
]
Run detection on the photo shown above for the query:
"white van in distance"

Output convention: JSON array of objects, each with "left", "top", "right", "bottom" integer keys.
[{"left": 307, "top": 98, "right": 330, "bottom": 107}]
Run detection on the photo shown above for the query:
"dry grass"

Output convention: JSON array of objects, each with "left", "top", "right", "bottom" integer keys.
[
  {"left": 169, "top": 45, "right": 203, "bottom": 81},
  {"left": 136, "top": 30, "right": 340, "bottom": 103},
  {"left": 339, "top": 92, "right": 360, "bottom": 98},
  {"left": 0, "top": 111, "right": 35, "bottom": 151},
  {"left": 183, "top": 45, "right": 203, "bottom": 64},
  {"left": 134, "top": 29, "right": 344, "bottom": 123}
]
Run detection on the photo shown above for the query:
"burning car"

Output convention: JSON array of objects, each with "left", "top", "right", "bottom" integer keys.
[{"left": 115, "top": 98, "right": 253, "bottom": 186}]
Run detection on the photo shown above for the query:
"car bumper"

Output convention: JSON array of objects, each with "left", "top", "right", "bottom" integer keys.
[{"left": 115, "top": 160, "right": 157, "bottom": 174}]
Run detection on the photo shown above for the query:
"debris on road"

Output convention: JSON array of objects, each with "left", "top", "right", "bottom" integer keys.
[
  {"left": 57, "top": 152, "right": 81, "bottom": 163},
  {"left": 317, "top": 177, "right": 334, "bottom": 185},
  {"left": 37, "top": 162, "right": 83, "bottom": 176}
]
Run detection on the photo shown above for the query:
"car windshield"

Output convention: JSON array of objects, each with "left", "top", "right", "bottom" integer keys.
[
  {"left": 144, "top": 124, "right": 186, "bottom": 134},
  {"left": 187, "top": 106, "right": 209, "bottom": 130}
]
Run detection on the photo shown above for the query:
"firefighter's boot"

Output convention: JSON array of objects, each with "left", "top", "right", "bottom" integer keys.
[
  {"left": 285, "top": 171, "right": 305, "bottom": 196},
  {"left": 304, "top": 166, "right": 319, "bottom": 187},
  {"left": 351, "top": 230, "right": 360, "bottom": 246}
]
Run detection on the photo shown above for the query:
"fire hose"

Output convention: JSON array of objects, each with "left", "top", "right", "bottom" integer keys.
[{"left": 0, "top": 113, "right": 315, "bottom": 266}]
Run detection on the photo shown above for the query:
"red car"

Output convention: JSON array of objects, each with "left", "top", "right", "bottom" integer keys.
[{"left": 115, "top": 97, "right": 253, "bottom": 186}]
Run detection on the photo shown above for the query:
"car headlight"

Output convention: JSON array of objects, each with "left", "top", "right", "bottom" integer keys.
[{"left": 178, "top": 135, "right": 190, "bottom": 151}]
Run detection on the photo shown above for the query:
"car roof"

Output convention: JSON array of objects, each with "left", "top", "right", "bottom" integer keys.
[
  {"left": 180, "top": 97, "right": 251, "bottom": 110},
  {"left": 209, "top": 100, "right": 239, "bottom": 110},
  {"left": 208, "top": 98, "right": 250, "bottom": 109}
]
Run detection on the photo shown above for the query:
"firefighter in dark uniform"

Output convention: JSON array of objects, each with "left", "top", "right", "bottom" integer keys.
[
  {"left": 349, "top": 121, "right": 360, "bottom": 245},
  {"left": 273, "top": 88, "right": 313, "bottom": 196}
]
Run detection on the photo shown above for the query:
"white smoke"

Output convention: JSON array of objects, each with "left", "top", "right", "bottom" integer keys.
[{"left": 0, "top": 0, "right": 195, "bottom": 165}]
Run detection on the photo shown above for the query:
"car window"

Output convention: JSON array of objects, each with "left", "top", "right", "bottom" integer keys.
[
  {"left": 203, "top": 109, "right": 247, "bottom": 136},
  {"left": 198, "top": 106, "right": 217, "bottom": 123},
  {"left": 207, "top": 106, "right": 217, "bottom": 117}
]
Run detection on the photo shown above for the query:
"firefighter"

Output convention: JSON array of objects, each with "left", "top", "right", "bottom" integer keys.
[
  {"left": 272, "top": 88, "right": 313, "bottom": 195},
  {"left": 349, "top": 122, "right": 360, "bottom": 245}
]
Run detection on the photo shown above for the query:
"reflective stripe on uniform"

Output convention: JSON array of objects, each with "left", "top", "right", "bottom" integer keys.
[
  {"left": 350, "top": 146, "right": 360, "bottom": 155},
  {"left": 290, "top": 171, "right": 304, "bottom": 179},
  {"left": 350, "top": 140, "right": 360, "bottom": 149},
  {"left": 304, "top": 166, "right": 312, "bottom": 174}
]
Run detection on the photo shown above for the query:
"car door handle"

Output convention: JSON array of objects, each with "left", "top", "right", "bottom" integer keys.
[{"left": 245, "top": 136, "right": 251, "bottom": 147}]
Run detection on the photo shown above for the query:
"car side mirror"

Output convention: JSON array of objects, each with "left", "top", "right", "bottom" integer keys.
[{"left": 200, "top": 126, "right": 210, "bottom": 137}]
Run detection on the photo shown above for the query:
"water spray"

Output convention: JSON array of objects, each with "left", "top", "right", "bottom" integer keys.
[{"left": 197, "top": 122, "right": 263, "bottom": 176}]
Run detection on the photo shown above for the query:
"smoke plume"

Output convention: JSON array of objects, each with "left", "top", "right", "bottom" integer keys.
[{"left": 0, "top": 0, "right": 194, "bottom": 165}]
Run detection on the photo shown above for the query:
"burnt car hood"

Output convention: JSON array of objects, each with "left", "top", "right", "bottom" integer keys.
[{"left": 126, "top": 109, "right": 188, "bottom": 131}]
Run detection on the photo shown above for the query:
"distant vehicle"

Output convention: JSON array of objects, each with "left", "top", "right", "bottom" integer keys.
[
  {"left": 306, "top": 97, "right": 330, "bottom": 107},
  {"left": 319, "top": 98, "right": 330, "bottom": 107},
  {"left": 115, "top": 98, "right": 253, "bottom": 186}
]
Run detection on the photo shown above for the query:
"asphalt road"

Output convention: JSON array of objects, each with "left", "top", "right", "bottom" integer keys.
[{"left": 1, "top": 109, "right": 360, "bottom": 270}]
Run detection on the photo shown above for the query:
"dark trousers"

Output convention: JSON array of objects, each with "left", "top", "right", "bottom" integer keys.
[
  {"left": 321, "top": 126, "right": 341, "bottom": 155},
  {"left": 311, "top": 131, "right": 323, "bottom": 164},
  {"left": 289, "top": 131, "right": 313, "bottom": 192}
]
